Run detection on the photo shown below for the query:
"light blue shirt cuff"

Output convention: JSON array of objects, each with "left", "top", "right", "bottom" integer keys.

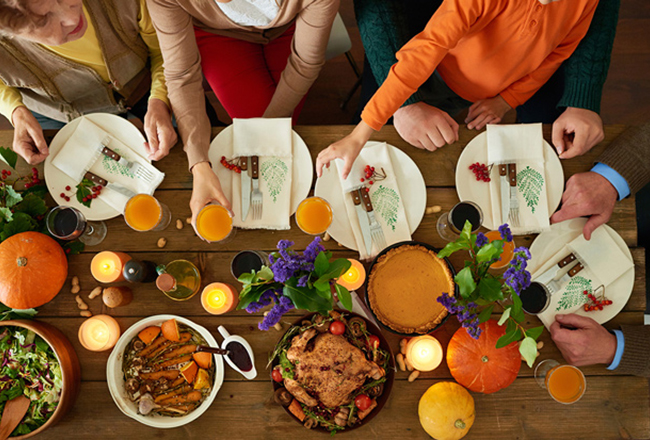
[
  {"left": 592, "top": 162, "right": 630, "bottom": 201},
  {"left": 606, "top": 329, "right": 624, "bottom": 370}
]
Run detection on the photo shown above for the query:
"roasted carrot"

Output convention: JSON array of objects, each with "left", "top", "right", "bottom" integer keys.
[
  {"left": 288, "top": 399, "right": 306, "bottom": 422},
  {"left": 155, "top": 385, "right": 192, "bottom": 403},
  {"left": 169, "top": 377, "right": 185, "bottom": 388},
  {"left": 154, "top": 354, "right": 193, "bottom": 370},
  {"left": 178, "top": 333, "right": 192, "bottom": 343},
  {"left": 157, "top": 390, "right": 203, "bottom": 405},
  {"left": 138, "top": 326, "right": 161, "bottom": 345},
  {"left": 139, "top": 335, "right": 168, "bottom": 357},
  {"left": 139, "top": 370, "right": 180, "bottom": 381},
  {"left": 162, "top": 344, "right": 197, "bottom": 359}
]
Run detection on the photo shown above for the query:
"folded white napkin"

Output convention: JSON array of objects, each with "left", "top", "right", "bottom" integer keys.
[
  {"left": 536, "top": 226, "right": 634, "bottom": 328},
  {"left": 487, "top": 123, "right": 549, "bottom": 234},
  {"left": 52, "top": 116, "right": 164, "bottom": 212},
  {"left": 230, "top": 118, "right": 292, "bottom": 230},
  {"left": 335, "top": 143, "right": 411, "bottom": 260}
]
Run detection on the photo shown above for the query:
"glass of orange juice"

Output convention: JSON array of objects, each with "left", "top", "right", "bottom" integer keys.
[
  {"left": 484, "top": 230, "right": 515, "bottom": 270},
  {"left": 534, "top": 359, "right": 586, "bottom": 404},
  {"left": 195, "top": 203, "right": 234, "bottom": 243},
  {"left": 295, "top": 197, "right": 332, "bottom": 235},
  {"left": 124, "top": 194, "right": 171, "bottom": 232}
]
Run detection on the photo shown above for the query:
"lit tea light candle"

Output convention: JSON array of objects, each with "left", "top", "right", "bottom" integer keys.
[
  {"left": 91, "top": 251, "right": 132, "bottom": 283},
  {"left": 336, "top": 259, "right": 366, "bottom": 291},
  {"left": 202, "top": 282, "right": 238, "bottom": 315},
  {"left": 405, "top": 335, "right": 443, "bottom": 372},
  {"left": 78, "top": 314, "right": 121, "bottom": 352}
]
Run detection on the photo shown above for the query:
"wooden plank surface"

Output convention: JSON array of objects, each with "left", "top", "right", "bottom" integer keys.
[{"left": 1, "top": 125, "right": 647, "bottom": 439}]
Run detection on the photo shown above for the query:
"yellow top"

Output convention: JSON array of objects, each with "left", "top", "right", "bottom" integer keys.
[{"left": 0, "top": 0, "right": 168, "bottom": 123}]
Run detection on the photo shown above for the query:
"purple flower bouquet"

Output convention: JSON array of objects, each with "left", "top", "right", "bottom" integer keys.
[{"left": 237, "top": 237, "right": 353, "bottom": 331}]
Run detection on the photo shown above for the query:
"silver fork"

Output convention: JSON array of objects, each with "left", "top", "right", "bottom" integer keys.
[
  {"left": 250, "top": 156, "right": 263, "bottom": 220},
  {"left": 359, "top": 189, "right": 386, "bottom": 251},
  {"left": 508, "top": 163, "right": 521, "bottom": 228},
  {"left": 99, "top": 137, "right": 155, "bottom": 183}
]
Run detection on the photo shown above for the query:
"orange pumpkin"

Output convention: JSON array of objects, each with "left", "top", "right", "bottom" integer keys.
[
  {"left": 446, "top": 319, "right": 520, "bottom": 394},
  {"left": 0, "top": 231, "right": 68, "bottom": 309}
]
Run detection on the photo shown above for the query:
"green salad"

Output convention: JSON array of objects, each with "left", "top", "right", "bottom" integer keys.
[{"left": 0, "top": 327, "right": 62, "bottom": 437}]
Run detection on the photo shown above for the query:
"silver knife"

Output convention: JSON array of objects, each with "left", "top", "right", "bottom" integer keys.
[
  {"left": 499, "top": 164, "right": 509, "bottom": 224},
  {"left": 240, "top": 157, "right": 251, "bottom": 221},
  {"left": 84, "top": 172, "right": 135, "bottom": 198},
  {"left": 351, "top": 189, "right": 373, "bottom": 256},
  {"left": 534, "top": 253, "right": 577, "bottom": 287},
  {"left": 547, "top": 263, "right": 585, "bottom": 295}
]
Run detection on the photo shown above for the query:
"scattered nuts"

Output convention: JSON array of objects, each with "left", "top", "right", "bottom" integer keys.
[
  {"left": 80, "top": 310, "right": 92, "bottom": 317},
  {"left": 404, "top": 356, "right": 414, "bottom": 372},
  {"left": 425, "top": 205, "right": 442, "bottom": 215},
  {"left": 336, "top": 242, "right": 343, "bottom": 247},
  {"left": 408, "top": 370, "right": 420, "bottom": 382},
  {"left": 176, "top": 219, "right": 183, "bottom": 230},
  {"left": 75, "top": 295, "right": 89, "bottom": 310},
  {"left": 186, "top": 217, "right": 192, "bottom": 224},
  {"left": 396, "top": 353, "right": 406, "bottom": 372},
  {"left": 103, "top": 286, "right": 134, "bottom": 308},
  {"left": 88, "top": 286, "right": 103, "bottom": 300},
  {"left": 71, "top": 276, "right": 79, "bottom": 286},
  {"left": 399, "top": 338, "right": 408, "bottom": 356},
  {"left": 323, "top": 232, "right": 330, "bottom": 241},
  {"left": 274, "top": 323, "right": 282, "bottom": 331},
  {"left": 71, "top": 284, "right": 80, "bottom": 294},
  {"left": 157, "top": 237, "right": 167, "bottom": 248},
  {"left": 537, "top": 341, "right": 544, "bottom": 350}
]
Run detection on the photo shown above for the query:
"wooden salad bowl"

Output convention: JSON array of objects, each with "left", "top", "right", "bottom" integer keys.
[{"left": 0, "top": 320, "right": 81, "bottom": 439}]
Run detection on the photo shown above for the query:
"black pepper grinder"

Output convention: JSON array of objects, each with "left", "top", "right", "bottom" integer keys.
[{"left": 123, "top": 260, "right": 158, "bottom": 283}]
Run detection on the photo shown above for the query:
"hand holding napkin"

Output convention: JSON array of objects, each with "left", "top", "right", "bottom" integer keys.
[
  {"left": 536, "top": 226, "right": 634, "bottom": 328},
  {"left": 230, "top": 118, "right": 293, "bottom": 230},
  {"left": 487, "top": 123, "right": 550, "bottom": 234},
  {"left": 52, "top": 116, "right": 164, "bottom": 212},
  {"left": 335, "top": 142, "right": 411, "bottom": 260}
]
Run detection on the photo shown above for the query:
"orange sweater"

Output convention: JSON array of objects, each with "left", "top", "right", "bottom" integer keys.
[{"left": 361, "top": 0, "right": 599, "bottom": 131}]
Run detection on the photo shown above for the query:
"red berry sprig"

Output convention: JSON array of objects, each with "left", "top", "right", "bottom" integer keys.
[
  {"left": 469, "top": 162, "right": 491, "bottom": 182},
  {"left": 582, "top": 289, "right": 613, "bottom": 311},
  {"left": 220, "top": 156, "right": 242, "bottom": 174},
  {"left": 360, "top": 165, "right": 387, "bottom": 192}
]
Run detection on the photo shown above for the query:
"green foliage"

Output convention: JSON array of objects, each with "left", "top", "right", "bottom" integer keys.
[
  {"left": 0, "top": 146, "right": 17, "bottom": 169},
  {"left": 5, "top": 186, "right": 22, "bottom": 208},
  {"left": 75, "top": 178, "right": 93, "bottom": 208},
  {"left": 477, "top": 304, "right": 494, "bottom": 323},
  {"left": 0, "top": 302, "right": 37, "bottom": 321},
  {"left": 517, "top": 166, "right": 544, "bottom": 214}
]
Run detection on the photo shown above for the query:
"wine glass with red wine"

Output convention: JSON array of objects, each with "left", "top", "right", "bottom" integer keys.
[
  {"left": 436, "top": 201, "right": 483, "bottom": 241},
  {"left": 46, "top": 206, "right": 107, "bottom": 246}
]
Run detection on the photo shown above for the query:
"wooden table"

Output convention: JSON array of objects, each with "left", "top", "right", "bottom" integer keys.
[{"left": 3, "top": 125, "right": 648, "bottom": 439}]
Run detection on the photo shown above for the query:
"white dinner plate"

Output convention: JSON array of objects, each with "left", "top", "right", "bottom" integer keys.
[
  {"left": 44, "top": 113, "right": 148, "bottom": 221},
  {"left": 209, "top": 125, "right": 313, "bottom": 215},
  {"left": 529, "top": 218, "right": 635, "bottom": 326},
  {"left": 455, "top": 131, "right": 564, "bottom": 233},
  {"left": 314, "top": 142, "right": 426, "bottom": 251}
]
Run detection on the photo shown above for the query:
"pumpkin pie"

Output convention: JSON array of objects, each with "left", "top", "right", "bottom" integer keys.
[{"left": 367, "top": 244, "right": 453, "bottom": 334}]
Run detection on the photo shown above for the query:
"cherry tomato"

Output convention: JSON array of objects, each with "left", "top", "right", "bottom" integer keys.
[
  {"left": 368, "top": 335, "right": 380, "bottom": 349},
  {"left": 330, "top": 320, "right": 346, "bottom": 335},
  {"left": 355, "top": 394, "right": 372, "bottom": 411},
  {"left": 272, "top": 367, "right": 283, "bottom": 383}
]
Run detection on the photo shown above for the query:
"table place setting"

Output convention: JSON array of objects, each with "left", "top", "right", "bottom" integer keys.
[
  {"left": 44, "top": 114, "right": 165, "bottom": 220},
  {"left": 529, "top": 221, "right": 635, "bottom": 328},
  {"left": 315, "top": 142, "right": 426, "bottom": 260},
  {"left": 456, "top": 123, "right": 563, "bottom": 234},
  {"left": 210, "top": 118, "right": 313, "bottom": 230}
]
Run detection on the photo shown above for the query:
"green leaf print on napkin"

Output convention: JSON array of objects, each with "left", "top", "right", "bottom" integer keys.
[
  {"left": 517, "top": 166, "right": 544, "bottom": 214},
  {"left": 371, "top": 185, "right": 400, "bottom": 231},
  {"left": 261, "top": 158, "right": 288, "bottom": 203},
  {"left": 101, "top": 148, "right": 135, "bottom": 178},
  {"left": 555, "top": 275, "right": 592, "bottom": 312}
]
